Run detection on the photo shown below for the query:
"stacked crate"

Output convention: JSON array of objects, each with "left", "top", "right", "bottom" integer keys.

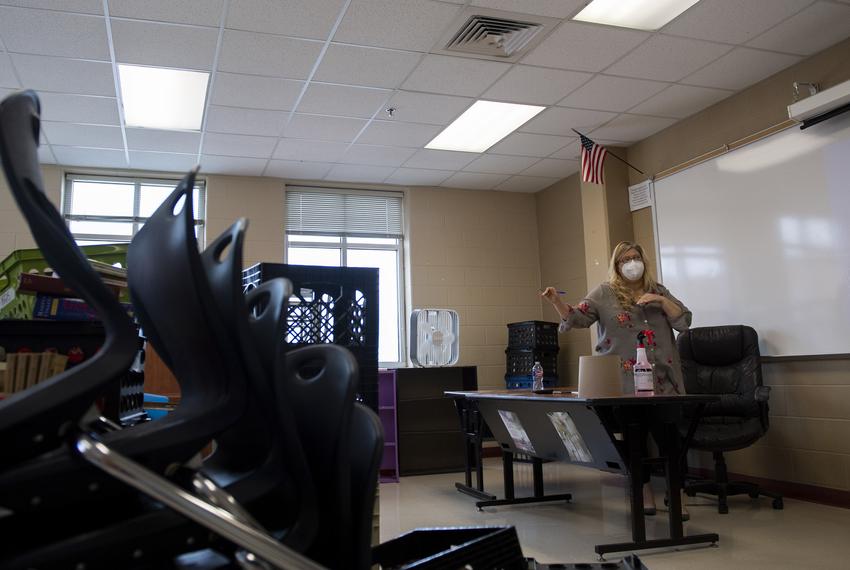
[{"left": 504, "top": 320, "right": 559, "bottom": 389}]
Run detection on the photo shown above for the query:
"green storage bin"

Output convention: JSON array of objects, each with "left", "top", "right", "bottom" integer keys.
[{"left": 0, "top": 244, "right": 129, "bottom": 320}]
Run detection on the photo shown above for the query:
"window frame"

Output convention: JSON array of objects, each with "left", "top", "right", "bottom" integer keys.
[
  {"left": 284, "top": 187, "right": 407, "bottom": 369},
  {"left": 62, "top": 172, "right": 206, "bottom": 244}
]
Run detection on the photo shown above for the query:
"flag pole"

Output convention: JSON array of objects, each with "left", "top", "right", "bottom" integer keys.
[{"left": 572, "top": 129, "right": 645, "bottom": 175}]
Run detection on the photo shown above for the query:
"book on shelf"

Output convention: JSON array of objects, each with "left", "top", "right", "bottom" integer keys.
[
  {"left": 32, "top": 294, "right": 133, "bottom": 321},
  {"left": 18, "top": 272, "right": 125, "bottom": 298}
]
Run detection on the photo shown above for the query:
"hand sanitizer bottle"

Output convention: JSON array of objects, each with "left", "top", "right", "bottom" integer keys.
[
  {"left": 531, "top": 361, "right": 544, "bottom": 392},
  {"left": 633, "top": 331, "right": 655, "bottom": 397}
]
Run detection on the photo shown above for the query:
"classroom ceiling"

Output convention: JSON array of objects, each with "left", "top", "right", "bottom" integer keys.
[{"left": 1, "top": 0, "right": 849, "bottom": 192}]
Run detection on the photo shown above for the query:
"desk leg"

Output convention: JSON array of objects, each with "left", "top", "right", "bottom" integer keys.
[
  {"left": 475, "top": 450, "right": 572, "bottom": 510},
  {"left": 454, "top": 403, "right": 497, "bottom": 502},
  {"left": 627, "top": 422, "right": 647, "bottom": 544},
  {"left": 665, "top": 421, "right": 684, "bottom": 540}
]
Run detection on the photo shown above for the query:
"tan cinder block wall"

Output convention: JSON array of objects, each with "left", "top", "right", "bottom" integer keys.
[
  {"left": 0, "top": 164, "right": 62, "bottom": 256},
  {"left": 626, "top": 37, "right": 850, "bottom": 491},
  {"left": 407, "top": 186, "right": 542, "bottom": 389},
  {"left": 205, "top": 174, "right": 285, "bottom": 266},
  {"left": 535, "top": 174, "right": 589, "bottom": 388}
]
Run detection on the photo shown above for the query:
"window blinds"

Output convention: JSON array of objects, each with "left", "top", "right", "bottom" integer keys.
[{"left": 285, "top": 188, "right": 403, "bottom": 237}]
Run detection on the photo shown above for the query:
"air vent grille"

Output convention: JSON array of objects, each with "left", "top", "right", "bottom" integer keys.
[{"left": 446, "top": 15, "right": 543, "bottom": 58}]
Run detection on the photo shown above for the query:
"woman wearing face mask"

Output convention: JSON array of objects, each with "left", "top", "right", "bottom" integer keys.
[{"left": 540, "top": 241, "right": 692, "bottom": 518}]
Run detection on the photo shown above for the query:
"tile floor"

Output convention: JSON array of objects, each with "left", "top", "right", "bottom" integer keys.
[{"left": 379, "top": 458, "right": 850, "bottom": 569}]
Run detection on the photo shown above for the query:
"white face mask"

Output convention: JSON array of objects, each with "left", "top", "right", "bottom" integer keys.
[{"left": 621, "top": 259, "right": 645, "bottom": 281}]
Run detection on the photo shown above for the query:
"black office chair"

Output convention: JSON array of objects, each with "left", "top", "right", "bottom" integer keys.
[{"left": 678, "top": 325, "right": 784, "bottom": 514}]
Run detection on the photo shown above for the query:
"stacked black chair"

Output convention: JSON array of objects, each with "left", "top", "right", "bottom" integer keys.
[{"left": 678, "top": 325, "right": 784, "bottom": 514}]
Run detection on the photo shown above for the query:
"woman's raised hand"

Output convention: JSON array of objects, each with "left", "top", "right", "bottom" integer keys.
[{"left": 540, "top": 287, "right": 561, "bottom": 303}]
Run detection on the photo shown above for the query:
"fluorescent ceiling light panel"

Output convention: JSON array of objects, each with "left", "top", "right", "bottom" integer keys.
[
  {"left": 425, "top": 101, "right": 545, "bottom": 153},
  {"left": 118, "top": 64, "right": 209, "bottom": 130},
  {"left": 572, "top": 0, "right": 701, "bottom": 31}
]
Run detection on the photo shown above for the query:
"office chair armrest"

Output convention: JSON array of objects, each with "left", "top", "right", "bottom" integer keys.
[{"left": 754, "top": 386, "right": 771, "bottom": 402}]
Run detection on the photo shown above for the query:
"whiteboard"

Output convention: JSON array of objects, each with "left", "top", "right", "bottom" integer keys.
[{"left": 653, "top": 112, "right": 850, "bottom": 356}]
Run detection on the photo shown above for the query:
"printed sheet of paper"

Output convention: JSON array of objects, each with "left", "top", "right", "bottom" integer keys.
[
  {"left": 548, "top": 411, "right": 593, "bottom": 463},
  {"left": 498, "top": 410, "right": 535, "bottom": 454}
]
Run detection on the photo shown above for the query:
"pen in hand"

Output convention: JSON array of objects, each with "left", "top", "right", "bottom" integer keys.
[{"left": 539, "top": 288, "right": 567, "bottom": 295}]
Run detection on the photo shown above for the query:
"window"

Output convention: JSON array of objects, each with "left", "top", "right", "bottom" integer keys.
[
  {"left": 63, "top": 174, "right": 205, "bottom": 245},
  {"left": 285, "top": 188, "right": 405, "bottom": 366}
]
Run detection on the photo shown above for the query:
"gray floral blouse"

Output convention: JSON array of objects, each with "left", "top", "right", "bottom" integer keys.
[{"left": 559, "top": 283, "right": 692, "bottom": 395}]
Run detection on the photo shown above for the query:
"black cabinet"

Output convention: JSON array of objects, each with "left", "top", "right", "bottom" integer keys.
[{"left": 393, "top": 366, "right": 477, "bottom": 476}]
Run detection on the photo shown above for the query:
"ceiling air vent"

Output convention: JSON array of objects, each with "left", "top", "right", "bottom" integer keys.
[{"left": 446, "top": 15, "right": 543, "bottom": 58}]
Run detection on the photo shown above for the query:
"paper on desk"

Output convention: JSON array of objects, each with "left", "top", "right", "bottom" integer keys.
[
  {"left": 498, "top": 410, "right": 535, "bottom": 455},
  {"left": 548, "top": 411, "right": 593, "bottom": 463}
]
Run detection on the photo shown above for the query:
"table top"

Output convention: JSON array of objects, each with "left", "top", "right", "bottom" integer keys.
[{"left": 444, "top": 389, "right": 719, "bottom": 407}]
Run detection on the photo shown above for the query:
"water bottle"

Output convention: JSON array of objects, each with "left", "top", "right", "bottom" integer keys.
[
  {"left": 531, "top": 361, "right": 544, "bottom": 392},
  {"left": 634, "top": 330, "right": 655, "bottom": 397}
]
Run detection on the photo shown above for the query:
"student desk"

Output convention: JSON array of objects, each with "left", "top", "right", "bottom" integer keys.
[{"left": 445, "top": 390, "right": 720, "bottom": 558}]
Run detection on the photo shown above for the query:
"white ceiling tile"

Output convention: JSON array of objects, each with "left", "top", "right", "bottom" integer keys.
[
  {"left": 628, "top": 84, "right": 732, "bottom": 119},
  {"left": 483, "top": 65, "right": 591, "bottom": 105},
  {"left": 340, "top": 144, "right": 417, "bottom": 167},
  {"left": 37, "top": 93, "right": 119, "bottom": 125},
  {"left": 52, "top": 145, "right": 127, "bottom": 168},
  {"left": 200, "top": 155, "right": 268, "bottom": 176},
  {"left": 12, "top": 54, "right": 115, "bottom": 96},
  {"left": 272, "top": 139, "right": 350, "bottom": 162},
  {"left": 284, "top": 114, "right": 367, "bottom": 142},
  {"left": 520, "top": 158, "right": 579, "bottom": 178},
  {"left": 202, "top": 133, "right": 277, "bottom": 158},
  {"left": 441, "top": 171, "right": 509, "bottom": 190},
  {"left": 129, "top": 150, "right": 197, "bottom": 172},
  {"left": 682, "top": 47, "right": 802, "bottom": 91},
  {"left": 38, "top": 144, "right": 55, "bottom": 164},
  {"left": 402, "top": 54, "right": 511, "bottom": 97},
  {"left": 205, "top": 106, "right": 288, "bottom": 136},
  {"left": 297, "top": 83, "right": 390, "bottom": 119},
  {"left": 558, "top": 75, "right": 669, "bottom": 112},
  {"left": 108, "top": 0, "right": 223, "bottom": 27},
  {"left": 383, "top": 91, "right": 473, "bottom": 125},
  {"left": 111, "top": 20, "right": 218, "bottom": 70},
  {"left": 265, "top": 159, "right": 334, "bottom": 180},
  {"left": 0, "top": 7, "right": 108, "bottom": 60},
  {"left": 226, "top": 0, "right": 345, "bottom": 40},
  {"left": 521, "top": 22, "right": 649, "bottom": 73},
  {"left": 218, "top": 31, "right": 323, "bottom": 79},
  {"left": 314, "top": 45, "right": 422, "bottom": 89},
  {"left": 40, "top": 121, "right": 123, "bottom": 147},
  {"left": 0, "top": 54, "right": 18, "bottom": 87},
  {"left": 589, "top": 114, "right": 677, "bottom": 142},
  {"left": 605, "top": 35, "right": 732, "bottom": 82},
  {"left": 487, "top": 132, "right": 571, "bottom": 157},
  {"left": 335, "top": 0, "right": 459, "bottom": 52},
  {"left": 470, "top": 0, "right": 584, "bottom": 18},
  {"left": 356, "top": 120, "right": 442, "bottom": 147},
  {"left": 495, "top": 175, "right": 560, "bottom": 193},
  {"left": 747, "top": 1, "right": 850, "bottom": 56},
  {"left": 462, "top": 154, "right": 539, "bottom": 175},
  {"left": 0, "top": 1, "right": 102, "bottom": 13},
  {"left": 325, "top": 164, "right": 394, "bottom": 183},
  {"left": 403, "top": 149, "right": 478, "bottom": 170},
  {"left": 125, "top": 128, "right": 201, "bottom": 153},
  {"left": 549, "top": 139, "right": 580, "bottom": 160},
  {"left": 211, "top": 73, "right": 303, "bottom": 111},
  {"left": 520, "top": 107, "right": 617, "bottom": 136},
  {"left": 662, "top": 0, "right": 812, "bottom": 44},
  {"left": 384, "top": 167, "right": 453, "bottom": 186}
]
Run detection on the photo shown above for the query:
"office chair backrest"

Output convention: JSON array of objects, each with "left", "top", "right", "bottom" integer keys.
[
  {"left": 124, "top": 169, "right": 246, "bottom": 468},
  {"left": 0, "top": 90, "right": 137, "bottom": 467},
  {"left": 348, "top": 402, "right": 384, "bottom": 570},
  {"left": 677, "top": 325, "right": 763, "bottom": 420}
]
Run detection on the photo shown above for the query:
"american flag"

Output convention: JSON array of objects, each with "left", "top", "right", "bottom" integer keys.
[{"left": 579, "top": 134, "right": 607, "bottom": 185}]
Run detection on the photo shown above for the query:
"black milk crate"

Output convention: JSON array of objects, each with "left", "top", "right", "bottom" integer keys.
[
  {"left": 505, "top": 348, "right": 558, "bottom": 379},
  {"left": 507, "top": 320, "right": 559, "bottom": 350},
  {"left": 505, "top": 375, "right": 557, "bottom": 390},
  {"left": 242, "top": 263, "right": 379, "bottom": 412}
]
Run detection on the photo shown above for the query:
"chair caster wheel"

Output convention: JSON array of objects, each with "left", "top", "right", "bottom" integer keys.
[
  {"left": 772, "top": 498, "right": 784, "bottom": 510},
  {"left": 719, "top": 504, "right": 729, "bottom": 514}
]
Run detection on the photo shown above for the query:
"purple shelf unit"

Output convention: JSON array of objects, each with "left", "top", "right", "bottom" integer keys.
[{"left": 378, "top": 369, "right": 399, "bottom": 483}]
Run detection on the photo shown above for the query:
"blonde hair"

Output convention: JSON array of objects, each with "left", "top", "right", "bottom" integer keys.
[{"left": 607, "top": 241, "right": 658, "bottom": 309}]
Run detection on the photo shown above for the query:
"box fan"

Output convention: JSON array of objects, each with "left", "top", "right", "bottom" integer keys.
[{"left": 409, "top": 309, "right": 460, "bottom": 367}]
